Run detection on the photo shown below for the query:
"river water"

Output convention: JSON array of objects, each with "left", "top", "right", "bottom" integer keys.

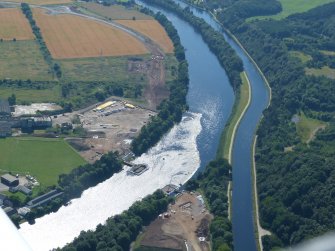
[
  {"left": 169, "top": 2, "right": 270, "bottom": 250},
  {"left": 19, "top": 4, "right": 235, "bottom": 250}
]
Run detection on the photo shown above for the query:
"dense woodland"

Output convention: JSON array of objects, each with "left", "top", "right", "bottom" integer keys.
[
  {"left": 198, "top": 0, "right": 335, "bottom": 249},
  {"left": 186, "top": 159, "right": 233, "bottom": 251},
  {"left": 131, "top": 10, "right": 189, "bottom": 155}
]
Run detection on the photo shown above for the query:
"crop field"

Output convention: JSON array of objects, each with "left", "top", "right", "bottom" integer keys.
[
  {"left": 78, "top": 2, "right": 152, "bottom": 20},
  {"left": 6, "top": 0, "right": 72, "bottom": 5},
  {"left": 0, "top": 8, "right": 34, "bottom": 41},
  {"left": 0, "top": 40, "right": 53, "bottom": 80},
  {"left": 248, "top": 0, "right": 335, "bottom": 20},
  {"left": 0, "top": 137, "right": 86, "bottom": 187},
  {"left": 116, "top": 20, "right": 174, "bottom": 53},
  {"left": 33, "top": 9, "right": 148, "bottom": 59}
]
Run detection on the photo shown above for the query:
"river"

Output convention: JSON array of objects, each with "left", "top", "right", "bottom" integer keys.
[
  {"left": 168, "top": 1, "right": 270, "bottom": 250},
  {"left": 19, "top": 3, "right": 235, "bottom": 250}
]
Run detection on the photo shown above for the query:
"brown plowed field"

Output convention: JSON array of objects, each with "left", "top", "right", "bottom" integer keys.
[
  {"left": 0, "top": 8, "right": 34, "bottom": 41},
  {"left": 116, "top": 20, "right": 174, "bottom": 53},
  {"left": 33, "top": 9, "right": 149, "bottom": 59}
]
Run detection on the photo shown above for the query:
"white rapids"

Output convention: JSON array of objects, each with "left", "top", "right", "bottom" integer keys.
[{"left": 19, "top": 112, "right": 202, "bottom": 251}]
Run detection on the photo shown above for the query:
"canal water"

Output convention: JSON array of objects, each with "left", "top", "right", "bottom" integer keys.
[{"left": 19, "top": 3, "right": 235, "bottom": 250}]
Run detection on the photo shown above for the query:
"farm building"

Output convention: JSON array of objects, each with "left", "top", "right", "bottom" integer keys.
[
  {"left": 0, "top": 121, "right": 11, "bottom": 138},
  {"left": 1, "top": 174, "right": 19, "bottom": 187},
  {"left": 0, "top": 100, "right": 11, "bottom": 119}
]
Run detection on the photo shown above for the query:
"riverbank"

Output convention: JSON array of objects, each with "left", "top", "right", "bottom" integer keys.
[
  {"left": 217, "top": 71, "right": 251, "bottom": 161},
  {"left": 252, "top": 136, "right": 271, "bottom": 251},
  {"left": 217, "top": 71, "right": 251, "bottom": 221}
]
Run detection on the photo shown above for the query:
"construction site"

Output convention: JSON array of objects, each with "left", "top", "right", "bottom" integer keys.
[
  {"left": 134, "top": 192, "right": 212, "bottom": 251},
  {"left": 53, "top": 99, "right": 156, "bottom": 162}
]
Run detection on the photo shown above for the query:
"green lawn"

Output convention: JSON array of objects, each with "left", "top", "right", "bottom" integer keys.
[
  {"left": 248, "top": 0, "right": 335, "bottom": 20},
  {"left": 296, "top": 112, "right": 327, "bottom": 143},
  {"left": 0, "top": 86, "right": 61, "bottom": 104},
  {"left": 305, "top": 66, "right": 335, "bottom": 79},
  {"left": 217, "top": 72, "right": 250, "bottom": 160},
  {"left": 0, "top": 137, "right": 86, "bottom": 187},
  {"left": 0, "top": 40, "right": 53, "bottom": 80},
  {"left": 290, "top": 51, "right": 312, "bottom": 64}
]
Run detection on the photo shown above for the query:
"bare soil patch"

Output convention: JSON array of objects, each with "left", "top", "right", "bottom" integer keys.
[
  {"left": 33, "top": 8, "right": 148, "bottom": 59},
  {"left": 138, "top": 192, "right": 212, "bottom": 251},
  {"left": 53, "top": 100, "right": 156, "bottom": 163},
  {"left": 0, "top": 8, "right": 34, "bottom": 41}
]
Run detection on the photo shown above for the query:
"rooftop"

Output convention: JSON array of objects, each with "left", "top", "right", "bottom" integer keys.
[
  {"left": 1, "top": 174, "right": 18, "bottom": 183},
  {"left": 0, "top": 99, "right": 11, "bottom": 115}
]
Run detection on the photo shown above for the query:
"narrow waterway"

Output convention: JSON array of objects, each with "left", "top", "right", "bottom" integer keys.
[
  {"left": 168, "top": 1, "right": 271, "bottom": 250},
  {"left": 19, "top": 4, "right": 235, "bottom": 250}
]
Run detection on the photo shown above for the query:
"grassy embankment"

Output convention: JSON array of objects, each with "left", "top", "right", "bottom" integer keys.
[
  {"left": 248, "top": 0, "right": 335, "bottom": 20},
  {"left": 217, "top": 71, "right": 251, "bottom": 161},
  {"left": 216, "top": 71, "right": 251, "bottom": 220},
  {"left": 0, "top": 137, "right": 86, "bottom": 187}
]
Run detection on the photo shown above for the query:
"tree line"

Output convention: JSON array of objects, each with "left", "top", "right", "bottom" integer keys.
[
  {"left": 141, "top": 0, "right": 243, "bottom": 91},
  {"left": 58, "top": 190, "right": 171, "bottom": 251},
  {"left": 24, "top": 152, "right": 123, "bottom": 225},
  {"left": 186, "top": 159, "right": 233, "bottom": 251},
  {"left": 131, "top": 9, "right": 189, "bottom": 155},
  {"left": 58, "top": 158, "right": 233, "bottom": 251},
  {"left": 21, "top": 3, "right": 62, "bottom": 78}
]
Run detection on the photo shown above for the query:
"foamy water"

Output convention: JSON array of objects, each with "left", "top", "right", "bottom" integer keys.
[{"left": 19, "top": 112, "right": 202, "bottom": 251}]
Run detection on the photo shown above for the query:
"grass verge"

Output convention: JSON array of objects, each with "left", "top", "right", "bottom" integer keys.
[{"left": 217, "top": 71, "right": 251, "bottom": 161}]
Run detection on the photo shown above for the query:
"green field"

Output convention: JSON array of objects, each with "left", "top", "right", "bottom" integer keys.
[
  {"left": 248, "top": 0, "right": 335, "bottom": 20},
  {"left": 0, "top": 137, "right": 86, "bottom": 187},
  {"left": 58, "top": 55, "right": 147, "bottom": 82},
  {"left": 296, "top": 112, "right": 327, "bottom": 142},
  {"left": 217, "top": 72, "right": 250, "bottom": 160},
  {"left": 0, "top": 40, "right": 53, "bottom": 81},
  {"left": 305, "top": 66, "right": 335, "bottom": 79},
  {"left": 0, "top": 86, "right": 61, "bottom": 104},
  {"left": 290, "top": 51, "right": 312, "bottom": 64}
]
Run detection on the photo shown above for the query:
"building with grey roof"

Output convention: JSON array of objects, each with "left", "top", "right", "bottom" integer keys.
[{"left": 1, "top": 174, "right": 19, "bottom": 187}]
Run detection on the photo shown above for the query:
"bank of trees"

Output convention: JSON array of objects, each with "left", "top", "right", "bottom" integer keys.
[
  {"left": 21, "top": 3, "right": 61, "bottom": 78},
  {"left": 59, "top": 190, "right": 171, "bottom": 251},
  {"left": 142, "top": 0, "right": 243, "bottom": 91},
  {"left": 25, "top": 152, "right": 123, "bottom": 224},
  {"left": 131, "top": 10, "right": 189, "bottom": 155},
  {"left": 186, "top": 159, "right": 233, "bottom": 251}
]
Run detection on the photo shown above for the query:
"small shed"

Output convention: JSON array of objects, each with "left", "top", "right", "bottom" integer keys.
[{"left": 1, "top": 174, "right": 19, "bottom": 187}]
